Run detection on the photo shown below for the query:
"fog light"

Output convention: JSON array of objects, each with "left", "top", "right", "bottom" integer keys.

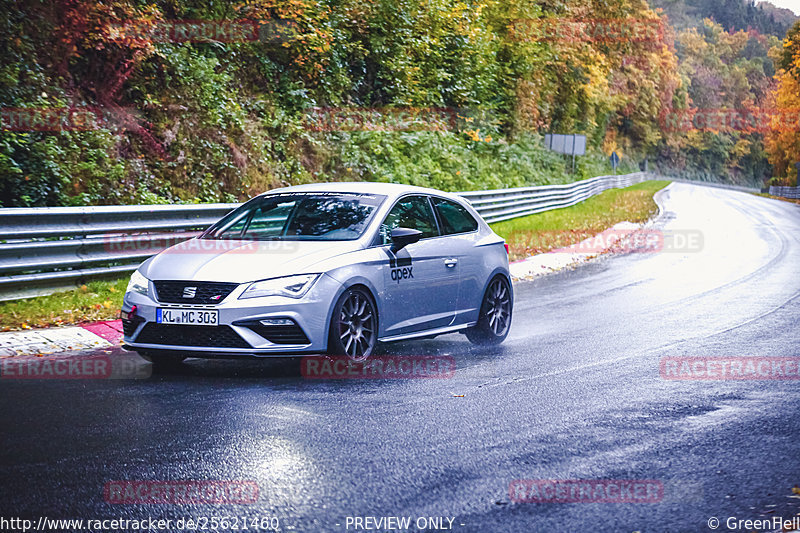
[
  {"left": 120, "top": 306, "right": 137, "bottom": 321},
  {"left": 259, "top": 318, "right": 295, "bottom": 326}
]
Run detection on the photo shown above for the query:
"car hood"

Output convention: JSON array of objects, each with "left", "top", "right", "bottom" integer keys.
[{"left": 140, "top": 238, "right": 362, "bottom": 283}]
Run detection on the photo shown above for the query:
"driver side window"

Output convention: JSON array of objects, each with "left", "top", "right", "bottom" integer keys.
[{"left": 379, "top": 195, "right": 439, "bottom": 245}]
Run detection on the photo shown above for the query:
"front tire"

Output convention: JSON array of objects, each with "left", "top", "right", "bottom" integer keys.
[
  {"left": 465, "top": 276, "right": 512, "bottom": 345},
  {"left": 328, "top": 287, "right": 378, "bottom": 360}
]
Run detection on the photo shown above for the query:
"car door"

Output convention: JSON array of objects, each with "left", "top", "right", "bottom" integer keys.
[
  {"left": 430, "top": 196, "right": 483, "bottom": 325},
  {"left": 377, "top": 195, "right": 459, "bottom": 337}
]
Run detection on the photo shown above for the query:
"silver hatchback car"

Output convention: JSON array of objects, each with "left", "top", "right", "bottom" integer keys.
[{"left": 121, "top": 182, "right": 512, "bottom": 364}]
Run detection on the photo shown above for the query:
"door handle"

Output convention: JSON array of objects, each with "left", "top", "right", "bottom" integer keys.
[{"left": 444, "top": 258, "right": 458, "bottom": 267}]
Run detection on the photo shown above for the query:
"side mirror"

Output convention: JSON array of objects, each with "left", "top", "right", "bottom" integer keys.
[{"left": 390, "top": 228, "right": 422, "bottom": 252}]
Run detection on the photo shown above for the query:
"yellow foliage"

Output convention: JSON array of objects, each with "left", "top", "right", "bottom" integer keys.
[{"left": 765, "top": 30, "right": 800, "bottom": 179}]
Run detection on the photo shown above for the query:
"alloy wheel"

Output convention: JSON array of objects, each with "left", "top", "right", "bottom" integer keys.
[{"left": 337, "top": 290, "right": 377, "bottom": 360}]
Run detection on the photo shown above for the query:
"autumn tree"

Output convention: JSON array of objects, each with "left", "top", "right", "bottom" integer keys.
[{"left": 764, "top": 20, "right": 800, "bottom": 184}]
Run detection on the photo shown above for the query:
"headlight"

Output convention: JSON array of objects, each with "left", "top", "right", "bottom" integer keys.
[
  {"left": 239, "top": 274, "right": 320, "bottom": 299},
  {"left": 126, "top": 270, "right": 150, "bottom": 296}
]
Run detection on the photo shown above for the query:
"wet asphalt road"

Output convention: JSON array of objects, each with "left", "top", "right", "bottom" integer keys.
[{"left": 1, "top": 182, "right": 800, "bottom": 533}]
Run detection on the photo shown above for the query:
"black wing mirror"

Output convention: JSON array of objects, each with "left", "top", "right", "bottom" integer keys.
[{"left": 390, "top": 228, "right": 423, "bottom": 252}]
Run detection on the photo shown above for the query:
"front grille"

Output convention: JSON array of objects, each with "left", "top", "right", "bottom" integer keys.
[
  {"left": 153, "top": 281, "right": 239, "bottom": 304},
  {"left": 135, "top": 324, "right": 251, "bottom": 348}
]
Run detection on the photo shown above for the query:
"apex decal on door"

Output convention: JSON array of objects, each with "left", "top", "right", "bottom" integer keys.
[
  {"left": 384, "top": 249, "right": 414, "bottom": 284},
  {"left": 390, "top": 266, "right": 414, "bottom": 282}
]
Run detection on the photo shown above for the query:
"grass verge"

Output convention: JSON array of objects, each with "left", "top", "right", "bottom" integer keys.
[
  {"left": 0, "top": 180, "right": 670, "bottom": 331},
  {"left": 0, "top": 278, "right": 128, "bottom": 332},
  {"left": 490, "top": 180, "right": 671, "bottom": 262},
  {"left": 752, "top": 192, "right": 800, "bottom": 205}
]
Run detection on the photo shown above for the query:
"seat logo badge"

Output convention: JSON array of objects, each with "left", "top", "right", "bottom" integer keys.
[{"left": 182, "top": 287, "right": 197, "bottom": 298}]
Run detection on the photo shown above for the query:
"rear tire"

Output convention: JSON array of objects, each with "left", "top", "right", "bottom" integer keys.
[
  {"left": 465, "top": 276, "right": 512, "bottom": 345},
  {"left": 328, "top": 287, "right": 378, "bottom": 361}
]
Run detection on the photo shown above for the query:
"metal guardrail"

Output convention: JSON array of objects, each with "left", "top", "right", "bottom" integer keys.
[
  {"left": 769, "top": 185, "right": 800, "bottom": 199},
  {"left": 0, "top": 172, "right": 650, "bottom": 301},
  {"left": 0, "top": 204, "right": 237, "bottom": 301},
  {"left": 459, "top": 172, "right": 648, "bottom": 224}
]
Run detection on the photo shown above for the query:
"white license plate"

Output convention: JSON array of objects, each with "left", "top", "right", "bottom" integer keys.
[{"left": 156, "top": 308, "right": 218, "bottom": 326}]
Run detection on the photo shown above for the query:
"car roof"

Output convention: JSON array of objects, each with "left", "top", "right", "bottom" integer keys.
[{"left": 259, "top": 181, "right": 463, "bottom": 202}]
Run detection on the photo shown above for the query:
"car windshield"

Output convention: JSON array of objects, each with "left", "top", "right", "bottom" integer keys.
[{"left": 201, "top": 192, "right": 386, "bottom": 241}]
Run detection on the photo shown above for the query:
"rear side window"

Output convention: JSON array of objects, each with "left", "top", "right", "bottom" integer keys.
[{"left": 432, "top": 197, "right": 479, "bottom": 235}]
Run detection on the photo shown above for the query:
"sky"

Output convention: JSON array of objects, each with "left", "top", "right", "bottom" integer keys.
[{"left": 756, "top": 0, "right": 800, "bottom": 16}]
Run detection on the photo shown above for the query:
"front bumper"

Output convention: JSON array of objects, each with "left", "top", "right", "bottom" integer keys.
[{"left": 122, "top": 274, "right": 342, "bottom": 357}]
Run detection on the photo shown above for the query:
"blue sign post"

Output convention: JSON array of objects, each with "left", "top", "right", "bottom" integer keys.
[{"left": 610, "top": 151, "right": 620, "bottom": 173}]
